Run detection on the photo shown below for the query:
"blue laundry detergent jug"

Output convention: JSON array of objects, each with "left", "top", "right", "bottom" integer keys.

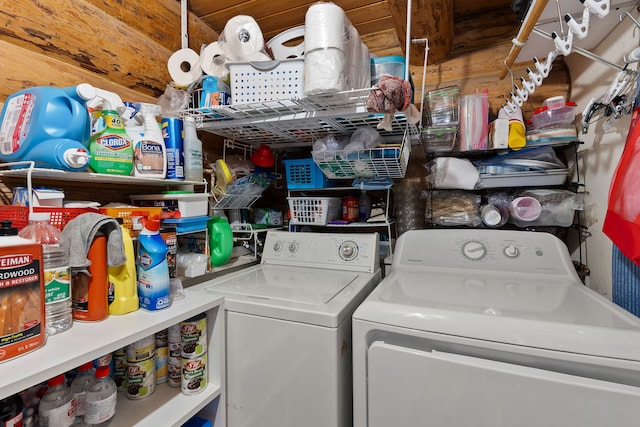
[{"left": 0, "top": 83, "right": 97, "bottom": 171}]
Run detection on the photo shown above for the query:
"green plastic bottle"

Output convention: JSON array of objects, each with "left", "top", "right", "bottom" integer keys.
[
  {"left": 208, "top": 216, "right": 233, "bottom": 267},
  {"left": 88, "top": 90, "right": 134, "bottom": 175}
]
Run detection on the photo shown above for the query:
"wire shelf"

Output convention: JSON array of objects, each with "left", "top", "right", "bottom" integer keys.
[
  {"left": 312, "top": 127, "right": 412, "bottom": 179},
  {"left": 211, "top": 192, "right": 262, "bottom": 210},
  {"left": 183, "top": 88, "right": 420, "bottom": 147}
]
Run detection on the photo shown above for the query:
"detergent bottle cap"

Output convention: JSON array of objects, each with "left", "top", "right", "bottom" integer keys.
[
  {"left": 75, "top": 83, "right": 97, "bottom": 102},
  {"left": 141, "top": 215, "right": 161, "bottom": 232}
]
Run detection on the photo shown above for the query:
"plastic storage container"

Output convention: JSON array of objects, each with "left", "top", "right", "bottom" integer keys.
[
  {"left": 422, "top": 126, "right": 458, "bottom": 153},
  {"left": 529, "top": 99, "right": 577, "bottom": 129},
  {"left": 283, "top": 158, "right": 332, "bottom": 189},
  {"left": 131, "top": 193, "right": 209, "bottom": 218},
  {"left": 287, "top": 197, "right": 342, "bottom": 225},
  {"left": 371, "top": 55, "right": 407, "bottom": 85},
  {"left": 424, "top": 86, "right": 461, "bottom": 126}
]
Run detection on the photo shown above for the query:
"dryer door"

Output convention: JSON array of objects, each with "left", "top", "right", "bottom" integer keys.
[{"left": 367, "top": 342, "right": 640, "bottom": 427}]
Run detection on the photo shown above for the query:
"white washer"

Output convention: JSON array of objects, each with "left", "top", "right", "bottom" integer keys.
[
  {"left": 353, "top": 229, "right": 640, "bottom": 427},
  {"left": 199, "top": 230, "right": 381, "bottom": 427}
]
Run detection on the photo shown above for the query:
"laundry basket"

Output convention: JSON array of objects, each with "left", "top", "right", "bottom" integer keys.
[{"left": 229, "top": 59, "right": 305, "bottom": 104}]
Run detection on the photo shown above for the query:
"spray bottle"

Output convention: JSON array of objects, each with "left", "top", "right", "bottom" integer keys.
[
  {"left": 88, "top": 89, "right": 134, "bottom": 175},
  {"left": 133, "top": 103, "right": 167, "bottom": 179},
  {"left": 0, "top": 84, "right": 96, "bottom": 171}
]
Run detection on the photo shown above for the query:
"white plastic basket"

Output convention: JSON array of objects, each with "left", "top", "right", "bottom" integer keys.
[
  {"left": 287, "top": 197, "right": 342, "bottom": 225},
  {"left": 229, "top": 59, "right": 305, "bottom": 104}
]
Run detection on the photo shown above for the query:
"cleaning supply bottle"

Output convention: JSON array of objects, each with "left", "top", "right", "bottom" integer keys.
[
  {"left": 358, "top": 190, "right": 371, "bottom": 222},
  {"left": 70, "top": 361, "right": 95, "bottom": 426},
  {"left": 0, "top": 84, "right": 96, "bottom": 171},
  {"left": 208, "top": 216, "right": 233, "bottom": 267},
  {"left": 38, "top": 374, "right": 76, "bottom": 427},
  {"left": 87, "top": 89, "right": 134, "bottom": 175},
  {"left": 84, "top": 366, "right": 117, "bottom": 426},
  {"left": 108, "top": 218, "right": 138, "bottom": 315},
  {"left": 71, "top": 233, "right": 108, "bottom": 322},
  {"left": 133, "top": 103, "right": 167, "bottom": 179},
  {"left": 183, "top": 116, "right": 204, "bottom": 182},
  {"left": 137, "top": 216, "right": 170, "bottom": 311},
  {"left": 18, "top": 212, "right": 72, "bottom": 336}
]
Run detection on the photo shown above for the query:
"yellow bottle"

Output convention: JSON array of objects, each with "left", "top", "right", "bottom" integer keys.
[{"left": 108, "top": 220, "right": 139, "bottom": 315}]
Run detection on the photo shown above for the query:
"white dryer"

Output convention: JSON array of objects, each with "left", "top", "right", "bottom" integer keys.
[
  {"left": 353, "top": 229, "right": 640, "bottom": 427},
  {"left": 197, "top": 230, "right": 381, "bottom": 427}
]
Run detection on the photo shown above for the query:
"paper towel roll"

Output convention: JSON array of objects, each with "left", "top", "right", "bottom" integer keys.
[
  {"left": 305, "top": 2, "right": 347, "bottom": 51},
  {"left": 222, "top": 16, "right": 265, "bottom": 62},
  {"left": 304, "top": 48, "right": 347, "bottom": 96},
  {"left": 200, "top": 42, "right": 230, "bottom": 80},
  {"left": 168, "top": 48, "right": 203, "bottom": 87}
]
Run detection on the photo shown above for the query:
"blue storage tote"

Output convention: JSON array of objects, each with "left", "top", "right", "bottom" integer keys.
[{"left": 283, "top": 158, "right": 333, "bottom": 189}]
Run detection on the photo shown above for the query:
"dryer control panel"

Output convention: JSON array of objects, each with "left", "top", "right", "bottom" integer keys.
[
  {"left": 261, "top": 231, "right": 380, "bottom": 273},
  {"left": 393, "top": 229, "right": 578, "bottom": 280}
]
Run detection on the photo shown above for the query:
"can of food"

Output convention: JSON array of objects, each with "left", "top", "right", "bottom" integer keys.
[
  {"left": 127, "top": 334, "right": 156, "bottom": 362},
  {"left": 155, "top": 328, "right": 168, "bottom": 348},
  {"left": 113, "top": 351, "right": 128, "bottom": 392},
  {"left": 180, "top": 313, "right": 207, "bottom": 358},
  {"left": 155, "top": 345, "right": 168, "bottom": 384},
  {"left": 181, "top": 353, "right": 208, "bottom": 395},
  {"left": 168, "top": 360, "right": 182, "bottom": 388},
  {"left": 126, "top": 354, "right": 156, "bottom": 400},
  {"left": 342, "top": 196, "right": 359, "bottom": 221}
]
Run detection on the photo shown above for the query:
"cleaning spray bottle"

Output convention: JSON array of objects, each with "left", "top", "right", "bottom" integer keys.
[
  {"left": 88, "top": 89, "right": 134, "bottom": 175},
  {"left": 133, "top": 103, "right": 167, "bottom": 179},
  {"left": 137, "top": 215, "right": 170, "bottom": 311},
  {"left": 108, "top": 218, "right": 138, "bottom": 315},
  {"left": 0, "top": 84, "right": 96, "bottom": 171}
]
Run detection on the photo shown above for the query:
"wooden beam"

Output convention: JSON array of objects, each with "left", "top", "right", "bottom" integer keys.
[{"left": 387, "top": 0, "right": 454, "bottom": 66}]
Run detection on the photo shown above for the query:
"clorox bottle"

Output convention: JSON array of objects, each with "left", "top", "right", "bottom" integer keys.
[
  {"left": 137, "top": 216, "right": 170, "bottom": 311},
  {"left": 88, "top": 89, "right": 134, "bottom": 175},
  {"left": 0, "top": 83, "right": 96, "bottom": 171}
]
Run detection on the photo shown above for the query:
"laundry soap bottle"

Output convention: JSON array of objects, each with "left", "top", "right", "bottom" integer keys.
[
  {"left": 108, "top": 218, "right": 138, "bottom": 315},
  {"left": 208, "top": 216, "right": 233, "bottom": 267},
  {"left": 133, "top": 103, "right": 167, "bottom": 179},
  {"left": 137, "top": 216, "right": 171, "bottom": 311},
  {"left": 0, "top": 83, "right": 96, "bottom": 171},
  {"left": 88, "top": 89, "right": 134, "bottom": 175}
]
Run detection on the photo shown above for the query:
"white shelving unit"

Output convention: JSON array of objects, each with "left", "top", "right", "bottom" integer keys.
[{"left": 0, "top": 289, "right": 226, "bottom": 427}]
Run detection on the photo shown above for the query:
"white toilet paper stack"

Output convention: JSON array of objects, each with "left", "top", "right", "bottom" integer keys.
[{"left": 304, "top": 2, "right": 370, "bottom": 96}]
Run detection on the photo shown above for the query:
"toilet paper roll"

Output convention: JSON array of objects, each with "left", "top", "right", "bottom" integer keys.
[
  {"left": 305, "top": 2, "right": 347, "bottom": 51},
  {"left": 200, "top": 42, "right": 230, "bottom": 80},
  {"left": 304, "top": 48, "right": 347, "bottom": 96},
  {"left": 168, "top": 48, "right": 203, "bottom": 87},
  {"left": 222, "top": 15, "right": 265, "bottom": 62}
]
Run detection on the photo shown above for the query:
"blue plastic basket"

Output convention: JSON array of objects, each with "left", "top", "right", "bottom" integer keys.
[{"left": 283, "top": 158, "right": 332, "bottom": 189}]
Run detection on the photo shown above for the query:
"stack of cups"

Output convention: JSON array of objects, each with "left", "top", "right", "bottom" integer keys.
[
  {"left": 155, "top": 329, "right": 169, "bottom": 384},
  {"left": 180, "top": 313, "right": 208, "bottom": 395},
  {"left": 126, "top": 334, "right": 156, "bottom": 400},
  {"left": 168, "top": 324, "right": 182, "bottom": 388}
]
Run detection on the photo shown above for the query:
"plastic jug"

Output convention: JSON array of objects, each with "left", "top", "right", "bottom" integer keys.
[
  {"left": 0, "top": 84, "right": 96, "bottom": 170},
  {"left": 208, "top": 216, "right": 233, "bottom": 267}
]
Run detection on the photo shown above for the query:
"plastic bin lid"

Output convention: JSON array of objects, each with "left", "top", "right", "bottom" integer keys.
[
  {"left": 371, "top": 55, "right": 406, "bottom": 64},
  {"left": 532, "top": 102, "right": 576, "bottom": 115}
]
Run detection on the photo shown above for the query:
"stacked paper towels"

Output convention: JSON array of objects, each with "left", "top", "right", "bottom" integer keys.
[{"left": 304, "top": 2, "right": 370, "bottom": 96}]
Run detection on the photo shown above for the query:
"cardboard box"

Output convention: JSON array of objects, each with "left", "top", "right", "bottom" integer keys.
[{"left": 13, "top": 187, "right": 64, "bottom": 207}]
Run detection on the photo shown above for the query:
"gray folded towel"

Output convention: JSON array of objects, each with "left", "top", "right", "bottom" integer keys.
[{"left": 62, "top": 212, "right": 127, "bottom": 275}]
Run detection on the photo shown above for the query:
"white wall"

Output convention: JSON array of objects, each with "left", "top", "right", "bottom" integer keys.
[{"left": 565, "top": 17, "right": 639, "bottom": 298}]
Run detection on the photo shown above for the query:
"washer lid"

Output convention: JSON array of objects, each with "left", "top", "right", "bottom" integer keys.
[
  {"left": 353, "top": 270, "right": 640, "bottom": 361},
  {"left": 199, "top": 264, "right": 379, "bottom": 327}
]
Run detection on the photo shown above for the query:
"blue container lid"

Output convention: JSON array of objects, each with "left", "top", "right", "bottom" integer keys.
[{"left": 371, "top": 55, "right": 406, "bottom": 64}]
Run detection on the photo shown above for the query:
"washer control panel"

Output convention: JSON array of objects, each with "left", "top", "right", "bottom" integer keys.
[
  {"left": 262, "top": 231, "right": 379, "bottom": 273},
  {"left": 394, "top": 229, "right": 575, "bottom": 278}
]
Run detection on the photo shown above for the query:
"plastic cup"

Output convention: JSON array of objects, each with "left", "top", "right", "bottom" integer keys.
[{"left": 508, "top": 197, "right": 542, "bottom": 222}]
